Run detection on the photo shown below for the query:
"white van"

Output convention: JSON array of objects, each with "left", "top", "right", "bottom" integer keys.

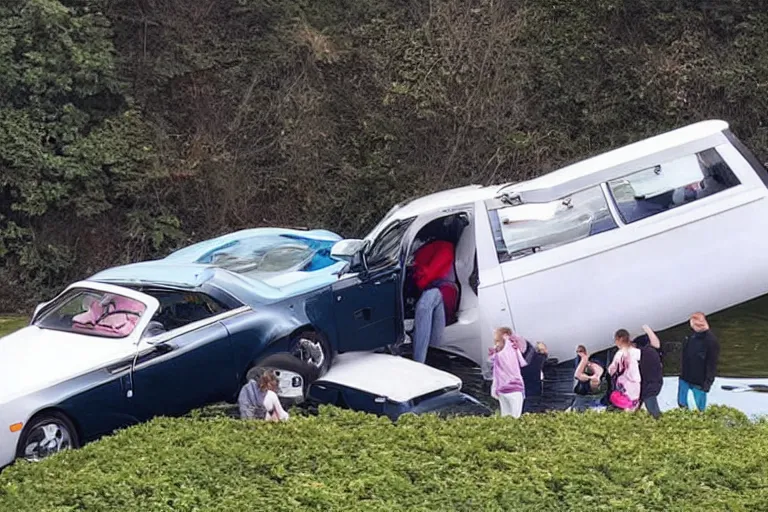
[{"left": 329, "top": 120, "right": 768, "bottom": 377}]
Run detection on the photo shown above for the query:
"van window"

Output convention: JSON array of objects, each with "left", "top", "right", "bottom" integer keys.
[
  {"left": 607, "top": 148, "right": 740, "bottom": 224},
  {"left": 489, "top": 186, "right": 617, "bottom": 262}
]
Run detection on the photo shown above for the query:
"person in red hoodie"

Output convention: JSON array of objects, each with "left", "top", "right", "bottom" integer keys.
[{"left": 410, "top": 239, "right": 457, "bottom": 363}]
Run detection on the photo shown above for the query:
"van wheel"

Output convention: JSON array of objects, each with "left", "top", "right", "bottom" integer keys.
[
  {"left": 246, "top": 353, "right": 321, "bottom": 405},
  {"left": 16, "top": 411, "right": 79, "bottom": 463},
  {"left": 290, "top": 330, "right": 332, "bottom": 376}
]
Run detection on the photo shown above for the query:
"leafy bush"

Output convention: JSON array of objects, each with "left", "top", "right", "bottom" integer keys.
[
  {"left": 1, "top": 407, "right": 766, "bottom": 510},
  {"left": 5, "top": 0, "right": 768, "bottom": 309}
]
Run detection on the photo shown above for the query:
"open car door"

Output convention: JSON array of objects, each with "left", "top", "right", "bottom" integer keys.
[{"left": 332, "top": 220, "right": 412, "bottom": 352}]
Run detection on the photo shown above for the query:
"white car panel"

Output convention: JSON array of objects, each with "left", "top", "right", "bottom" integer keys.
[{"left": 315, "top": 352, "right": 461, "bottom": 403}]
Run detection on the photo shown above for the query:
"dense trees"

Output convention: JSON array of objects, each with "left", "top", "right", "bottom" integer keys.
[{"left": 2, "top": 0, "right": 768, "bottom": 309}]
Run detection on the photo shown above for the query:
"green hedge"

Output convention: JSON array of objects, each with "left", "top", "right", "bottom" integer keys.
[{"left": 1, "top": 407, "right": 767, "bottom": 511}]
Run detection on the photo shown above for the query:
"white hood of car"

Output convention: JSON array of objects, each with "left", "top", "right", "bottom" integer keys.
[{"left": 0, "top": 326, "right": 135, "bottom": 406}]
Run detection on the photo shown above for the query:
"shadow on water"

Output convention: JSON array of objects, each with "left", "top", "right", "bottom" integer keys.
[{"left": 427, "top": 293, "right": 768, "bottom": 413}]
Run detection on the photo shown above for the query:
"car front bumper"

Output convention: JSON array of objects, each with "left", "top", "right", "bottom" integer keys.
[{"left": 0, "top": 411, "right": 22, "bottom": 470}]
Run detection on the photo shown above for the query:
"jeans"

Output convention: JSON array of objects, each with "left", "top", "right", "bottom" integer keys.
[
  {"left": 571, "top": 395, "right": 603, "bottom": 412},
  {"left": 643, "top": 395, "right": 661, "bottom": 419},
  {"left": 677, "top": 379, "right": 707, "bottom": 411},
  {"left": 412, "top": 288, "right": 445, "bottom": 364}
]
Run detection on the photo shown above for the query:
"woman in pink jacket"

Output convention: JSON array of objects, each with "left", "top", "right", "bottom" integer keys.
[
  {"left": 489, "top": 327, "right": 528, "bottom": 418},
  {"left": 608, "top": 329, "right": 642, "bottom": 410}
]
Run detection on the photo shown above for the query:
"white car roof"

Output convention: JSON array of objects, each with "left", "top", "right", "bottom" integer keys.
[
  {"left": 499, "top": 119, "right": 730, "bottom": 203},
  {"left": 375, "top": 120, "right": 730, "bottom": 233},
  {"left": 314, "top": 352, "right": 462, "bottom": 403}
]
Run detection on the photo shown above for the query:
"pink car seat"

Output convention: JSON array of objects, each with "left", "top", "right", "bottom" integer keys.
[{"left": 73, "top": 295, "right": 144, "bottom": 336}]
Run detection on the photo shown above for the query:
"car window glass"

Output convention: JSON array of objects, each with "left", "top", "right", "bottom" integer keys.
[
  {"left": 489, "top": 185, "right": 617, "bottom": 262},
  {"left": 200, "top": 235, "right": 326, "bottom": 275},
  {"left": 257, "top": 245, "right": 314, "bottom": 272},
  {"left": 607, "top": 148, "right": 741, "bottom": 224},
  {"left": 150, "top": 291, "right": 230, "bottom": 331},
  {"left": 366, "top": 221, "right": 411, "bottom": 269},
  {"left": 36, "top": 289, "right": 147, "bottom": 339}
]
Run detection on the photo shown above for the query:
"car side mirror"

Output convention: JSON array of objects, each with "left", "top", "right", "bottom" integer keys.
[{"left": 330, "top": 239, "right": 366, "bottom": 272}]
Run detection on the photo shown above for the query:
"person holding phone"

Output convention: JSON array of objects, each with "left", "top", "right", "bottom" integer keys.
[{"left": 489, "top": 327, "right": 528, "bottom": 418}]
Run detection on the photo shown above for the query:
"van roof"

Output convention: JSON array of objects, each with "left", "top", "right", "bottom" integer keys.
[
  {"left": 372, "top": 120, "right": 731, "bottom": 234},
  {"left": 499, "top": 119, "right": 730, "bottom": 203}
]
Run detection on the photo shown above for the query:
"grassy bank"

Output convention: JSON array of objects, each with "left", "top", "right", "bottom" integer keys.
[
  {"left": 0, "top": 407, "right": 766, "bottom": 511},
  {"left": 0, "top": 317, "right": 26, "bottom": 338}
]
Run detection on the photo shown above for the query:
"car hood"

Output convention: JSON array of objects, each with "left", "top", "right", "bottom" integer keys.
[{"left": 0, "top": 326, "right": 135, "bottom": 405}]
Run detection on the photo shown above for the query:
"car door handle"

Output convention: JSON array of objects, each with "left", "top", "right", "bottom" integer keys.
[{"left": 354, "top": 308, "right": 372, "bottom": 321}]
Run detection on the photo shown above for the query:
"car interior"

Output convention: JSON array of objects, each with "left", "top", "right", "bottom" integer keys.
[
  {"left": 402, "top": 213, "right": 479, "bottom": 330},
  {"left": 125, "top": 289, "right": 231, "bottom": 337}
]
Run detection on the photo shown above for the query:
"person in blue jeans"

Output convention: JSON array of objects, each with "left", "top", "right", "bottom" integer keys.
[
  {"left": 409, "top": 239, "right": 457, "bottom": 364},
  {"left": 412, "top": 288, "right": 446, "bottom": 364},
  {"left": 678, "top": 312, "right": 720, "bottom": 411}
]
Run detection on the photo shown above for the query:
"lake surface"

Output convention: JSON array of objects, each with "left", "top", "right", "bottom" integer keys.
[
  {"left": 656, "top": 293, "right": 768, "bottom": 377},
  {"left": 428, "top": 292, "right": 768, "bottom": 413}
]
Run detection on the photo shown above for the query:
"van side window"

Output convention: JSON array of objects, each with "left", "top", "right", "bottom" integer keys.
[
  {"left": 488, "top": 186, "right": 617, "bottom": 263},
  {"left": 606, "top": 148, "right": 740, "bottom": 224}
]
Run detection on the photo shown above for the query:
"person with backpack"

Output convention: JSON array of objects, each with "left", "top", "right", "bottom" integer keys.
[
  {"left": 633, "top": 325, "right": 664, "bottom": 419},
  {"left": 678, "top": 312, "right": 720, "bottom": 411},
  {"left": 608, "top": 329, "right": 642, "bottom": 411}
]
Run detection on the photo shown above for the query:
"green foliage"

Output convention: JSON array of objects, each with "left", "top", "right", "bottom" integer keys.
[
  {"left": 0, "top": 316, "right": 27, "bottom": 337},
  {"left": 0, "top": 1, "right": 180, "bottom": 309},
  {"left": 0, "top": 407, "right": 766, "bottom": 510},
  {"left": 4, "top": 0, "right": 768, "bottom": 309}
]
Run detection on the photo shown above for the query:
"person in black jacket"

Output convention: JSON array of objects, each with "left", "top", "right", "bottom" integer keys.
[
  {"left": 519, "top": 339, "right": 548, "bottom": 413},
  {"left": 678, "top": 312, "right": 720, "bottom": 411},
  {"left": 633, "top": 325, "right": 664, "bottom": 419}
]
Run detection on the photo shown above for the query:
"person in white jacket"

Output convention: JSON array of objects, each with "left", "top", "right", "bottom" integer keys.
[{"left": 238, "top": 370, "right": 290, "bottom": 421}]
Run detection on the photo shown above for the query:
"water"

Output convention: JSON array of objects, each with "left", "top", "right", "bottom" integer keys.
[
  {"left": 656, "top": 293, "right": 768, "bottom": 378},
  {"left": 427, "top": 293, "right": 768, "bottom": 413}
]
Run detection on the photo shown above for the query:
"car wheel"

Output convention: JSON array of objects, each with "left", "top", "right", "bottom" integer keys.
[
  {"left": 16, "top": 411, "right": 79, "bottom": 463},
  {"left": 246, "top": 353, "right": 321, "bottom": 405},
  {"left": 290, "top": 330, "right": 332, "bottom": 376}
]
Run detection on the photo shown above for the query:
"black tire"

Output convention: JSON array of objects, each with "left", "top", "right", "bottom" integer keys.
[
  {"left": 289, "top": 330, "right": 333, "bottom": 376},
  {"left": 16, "top": 411, "right": 80, "bottom": 462}
]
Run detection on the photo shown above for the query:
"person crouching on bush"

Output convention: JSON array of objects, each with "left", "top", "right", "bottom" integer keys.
[
  {"left": 489, "top": 327, "right": 528, "bottom": 418},
  {"left": 607, "top": 329, "right": 642, "bottom": 411},
  {"left": 238, "top": 370, "right": 290, "bottom": 422}
]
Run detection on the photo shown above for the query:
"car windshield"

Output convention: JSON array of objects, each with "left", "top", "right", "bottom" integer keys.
[
  {"left": 197, "top": 235, "right": 331, "bottom": 276},
  {"left": 35, "top": 289, "right": 147, "bottom": 339}
]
